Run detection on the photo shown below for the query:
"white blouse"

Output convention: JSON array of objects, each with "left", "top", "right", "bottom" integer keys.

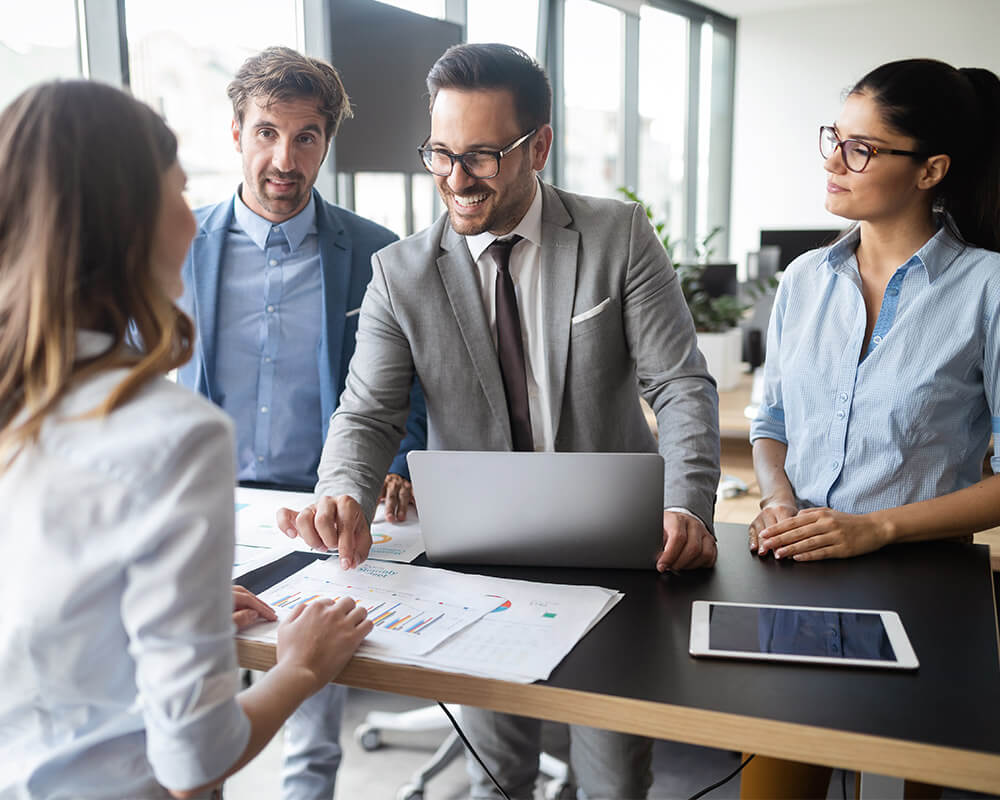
[{"left": 0, "top": 331, "right": 250, "bottom": 798}]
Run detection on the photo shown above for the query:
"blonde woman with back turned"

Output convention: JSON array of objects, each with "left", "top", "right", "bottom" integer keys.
[{"left": 0, "top": 81, "right": 372, "bottom": 799}]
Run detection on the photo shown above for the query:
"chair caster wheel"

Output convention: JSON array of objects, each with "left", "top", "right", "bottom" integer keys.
[
  {"left": 396, "top": 784, "right": 424, "bottom": 800},
  {"left": 355, "top": 725, "right": 381, "bottom": 751}
]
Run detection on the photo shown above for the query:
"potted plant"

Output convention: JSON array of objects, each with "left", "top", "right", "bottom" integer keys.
[{"left": 619, "top": 188, "right": 776, "bottom": 390}]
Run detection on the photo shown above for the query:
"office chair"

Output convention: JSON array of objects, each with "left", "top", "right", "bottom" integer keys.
[{"left": 354, "top": 704, "right": 574, "bottom": 800}]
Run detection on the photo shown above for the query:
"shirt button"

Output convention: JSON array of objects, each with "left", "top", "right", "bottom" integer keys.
[
  {"left": 887, "top": 288, "right": 899, "bottom": 296},
  {"left": 264, "top": 356, "right": 272, "bottom": 363},
  {"left": 260, "top": 406, "right": 269, "bottom": 414},
  {"left": 873, "top": 335, "right": 882, "bottom": 344},
  {"left": 272, "top": 225, "right": 280, "bottom": 232},
  {"left": 839, "top": 392, "right": 848, "bottom": 402},
  {"left": 257, "top": 456, "right": 264, "bottom": 463},
  {"left": 266, "top": 305, "right": 275, "bottom": 313},
  {"left": 836, "top": 410, "right": 846, "bottom": 419},
  {"left": 832, "top": 460, "right": 840, "bottom": 471},
  {"left": 269, "top": 259, "right": 278, "bottom": 267}
]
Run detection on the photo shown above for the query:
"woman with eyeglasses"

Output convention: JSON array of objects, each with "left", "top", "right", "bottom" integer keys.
[
  {"left": 0, "top": 81, "right": 372, "bottom": 799},
  {"left": 742, "top": 58, "right": 1000, "bottom": 799}
]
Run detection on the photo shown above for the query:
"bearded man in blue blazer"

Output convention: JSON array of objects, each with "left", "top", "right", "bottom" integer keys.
[{"left": 178, "top": 47, "right": 426, "bottom": 800}]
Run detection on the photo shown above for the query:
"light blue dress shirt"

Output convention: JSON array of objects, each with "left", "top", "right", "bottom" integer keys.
[
  {"left": 751, "top": 221, "right": 1000, "bottom": 513},
  {"left": 215, "top": 194, "right": 324, "bottom": 488}
]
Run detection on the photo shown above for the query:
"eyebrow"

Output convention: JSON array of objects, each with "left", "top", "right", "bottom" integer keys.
[
  {"left": 832, "top": 125, "right": 888, "bottom": 144},
  {"left": 252, "top": 120, "right": 324, "bottom": 136},
  {"left": 425, "top": 140, "right": 505, "bottom": 152}
]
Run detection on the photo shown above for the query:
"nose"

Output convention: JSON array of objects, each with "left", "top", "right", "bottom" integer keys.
[
  {"left": 447, "top": 161, "right": 475, "bottom": 194},
  {"left": 823, "top": 146, "right": 846, "bottom": 175},
  {"left": 272, "top": 138, "right": 295, "bottom": 173}
]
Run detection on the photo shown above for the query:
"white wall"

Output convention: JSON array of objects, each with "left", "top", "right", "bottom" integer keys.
[{"left": 729, "top": 0, "right": 1000, "bottom": 269}]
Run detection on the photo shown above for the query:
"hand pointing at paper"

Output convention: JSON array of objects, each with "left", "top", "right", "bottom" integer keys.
[{"left": 276, "top": 495, "right": 372, "bottom": 570}]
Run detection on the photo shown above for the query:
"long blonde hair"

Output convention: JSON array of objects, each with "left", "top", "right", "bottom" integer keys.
[{"left": 0, "top": 81, "right": 194, "bottom": 465}]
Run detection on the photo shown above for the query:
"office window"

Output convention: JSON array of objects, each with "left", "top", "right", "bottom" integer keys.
[
  {"left": 0, "top": 1, "right": 80, "bottom": 110},
  {"left": 636, "top": 4, "right": 688, "bottom": 253},
  {"left": 467, "top": 0, "right": 539, "bottom": 58},
  {"left": 124, "top": 0, "right": 299, "bottom": 209},
  {"left": 563, "top": 0, "right": 624, "bottom": 200},
  {"left": 354, "top": 172, "right": 407, "bottom": 236}
]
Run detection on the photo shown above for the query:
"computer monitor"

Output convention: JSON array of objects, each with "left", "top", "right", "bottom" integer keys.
[{"left": 759, "top": 229, "right": 842, "bottom": 272}]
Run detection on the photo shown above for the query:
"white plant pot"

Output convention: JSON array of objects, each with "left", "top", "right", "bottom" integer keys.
[{"left": 697, "top": 328, "right": 743, "bottom": 391}]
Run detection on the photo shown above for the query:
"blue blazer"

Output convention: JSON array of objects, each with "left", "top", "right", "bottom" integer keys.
[{"left": 177, "top": 190, "right": 426, "bottom": 480}]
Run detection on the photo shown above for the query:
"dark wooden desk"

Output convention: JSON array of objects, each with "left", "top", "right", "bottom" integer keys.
[{"left": 236, "top": 523, "right": 1000, "bottom": 793}]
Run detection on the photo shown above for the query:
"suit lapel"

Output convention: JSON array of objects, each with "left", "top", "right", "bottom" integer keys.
[
  {"left": 316, "top": 198, "right": 351, "bottom": 427},
  {"left": 538, "top": 184, "right": 579, "bottom": 441},
  {"left": 188, "top": 202, "right": 232, "bottom": 402},
  {"left": 436, "top": 220, "right": 513, "bottom": 447}
]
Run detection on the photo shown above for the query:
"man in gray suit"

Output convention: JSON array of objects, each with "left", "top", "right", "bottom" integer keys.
[{"left": 279, "top": 43, "right": 720, "bottom": 799}]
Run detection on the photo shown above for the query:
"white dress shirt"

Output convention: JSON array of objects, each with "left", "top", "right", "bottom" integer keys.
[
  {"left": 466, "top": 179, "right": 554, "bottom": 451},
  {"left": 465, "top": 182, "right": 698, "bottom": 524},
  {"left": 0, "top": 332, "right": 250, "bottom": 798}
]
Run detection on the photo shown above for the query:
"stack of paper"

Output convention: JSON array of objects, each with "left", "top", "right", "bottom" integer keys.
[
  {"left": 238, "top": 558, "right": 622, "bottom": 683},
  {"left": 232, "top": 486, "right": 425, "bottom": 578}
]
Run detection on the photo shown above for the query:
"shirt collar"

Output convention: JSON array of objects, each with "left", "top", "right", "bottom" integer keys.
[
  {"left": 77, "top": 330, "right": 113, "bottom": 359},
  {"left": 233, "top": 188, "right": 317, "bottom": 253},
  {"left": 822, "top": 216, "right": 965, "bottom": 282},
  {"left": 465, "top": 176, "right": 544, "bottom": 264}
]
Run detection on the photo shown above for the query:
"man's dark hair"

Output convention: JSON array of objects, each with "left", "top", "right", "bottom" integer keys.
[
  {"left": 227, "top": 46, "right": 352, "bottom": 140},
  {"left": 426, "top": 43, "right": 552, "bottom": 131}
]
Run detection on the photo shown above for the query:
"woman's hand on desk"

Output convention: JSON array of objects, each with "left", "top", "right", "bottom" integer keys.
[
  {"left": 749, "top": 502, "right": 798, "bottom": 553},
  {"left": 232, "top": 585, "right": 278, "bottom": 629},
  {"left": 275, "top": 496, "right": 373, "bottom": 570},
  {"left": 276, "top": 596, "right": 373, "bottom": 691},
  {"left": 756, "top": 507, "right": 891, "bottom": 561}
]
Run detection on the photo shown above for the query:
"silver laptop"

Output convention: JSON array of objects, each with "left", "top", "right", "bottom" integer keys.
[{"left": 407, "top": 451, "right": 664, "bottom": 569}]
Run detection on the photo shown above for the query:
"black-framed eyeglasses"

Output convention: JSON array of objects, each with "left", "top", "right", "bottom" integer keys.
[
  {"left": 819, "top": 125, "right": 926, "bottom": 173},
  {"left": 417, "top": 128, "right": 537, "bottom": 179}
]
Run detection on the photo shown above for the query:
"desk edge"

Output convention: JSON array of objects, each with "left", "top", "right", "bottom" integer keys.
[{"left": 237, "top": 639, "right": 1000, "bottom": 793}]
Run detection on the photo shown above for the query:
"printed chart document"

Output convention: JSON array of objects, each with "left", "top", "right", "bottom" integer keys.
[
  {"left": 373, "top": 572, "right": 622, "bottom": 682},
  {"left": 243, "top": 560, "right": 497, "bottom": 657},
  {"left": 232, "top": 487, "right": 425, "bottom": 578},
  {"left": 238, "top": 556, "right": 623, "bottom": 682}
]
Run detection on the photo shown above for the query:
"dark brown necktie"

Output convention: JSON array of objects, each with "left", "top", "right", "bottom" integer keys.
[{"left": 489, "top": 235, "right": 533, "bottom": 451}]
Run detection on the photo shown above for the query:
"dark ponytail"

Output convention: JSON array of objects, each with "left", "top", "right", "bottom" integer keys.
[{"left": 851, "top": 59, "right": 1000, "bottom": 252}]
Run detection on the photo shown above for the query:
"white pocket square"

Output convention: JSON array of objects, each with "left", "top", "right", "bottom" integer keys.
[
  {"left": 346, "top": 307, "right": 361, "bottom": 318},
  {"left": 571, "top": 297, "right": 611, "bottom": 325}
]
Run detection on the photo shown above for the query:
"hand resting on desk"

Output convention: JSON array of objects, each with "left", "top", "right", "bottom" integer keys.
[
  {"left": 276, "top": 495, "right": 372, "bottom": 570},
  {"left": 755, "top": 507, "right": 890, "bottom": 561},
  {"left": 657, "top": 510, "right": 717, "bottom": 572},
  {"left": 379, "top": 473, "right": 415, "bottom": 523},
  {"left": 232, "top": 585, "right": 278, "bottom": 629}
]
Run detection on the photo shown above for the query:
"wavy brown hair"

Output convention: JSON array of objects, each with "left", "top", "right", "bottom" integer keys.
[{"left": 0, "top": 81, "right": 194, "bottom": 466}]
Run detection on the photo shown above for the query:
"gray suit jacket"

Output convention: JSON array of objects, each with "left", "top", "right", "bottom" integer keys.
[{"left": 317, "top": 181, "right": 720, "bottom": 528}]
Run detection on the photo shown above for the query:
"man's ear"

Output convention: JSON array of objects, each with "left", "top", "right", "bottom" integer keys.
[
  {"left": 232, "top": 119, "right": 242, "bottom": 153},
  {"left": 530, "top": 125, "right": 554, "bottom": 172},
  {"left": 918, "top": 153, "right": 950, "bottom": 191}
]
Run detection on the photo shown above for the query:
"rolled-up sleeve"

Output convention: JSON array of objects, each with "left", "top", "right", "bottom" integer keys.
[
  {"left": 120, "top": 416, "right": 250, "bottom": 792},
  {"left": 985, "top": 300, "right": 1000, "bottom": 475},
  {"left": 750, "top": 274, "right": 789, "bottom": 445}
]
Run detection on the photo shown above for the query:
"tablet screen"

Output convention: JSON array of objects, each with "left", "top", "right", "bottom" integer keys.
[{"left": 708, "top": 604, "right": 897, "bottom": 661}]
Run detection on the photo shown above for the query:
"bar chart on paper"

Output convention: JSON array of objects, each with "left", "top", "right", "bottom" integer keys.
[{"left": 255, "top": 561, "right": 497, "bottom": 656}]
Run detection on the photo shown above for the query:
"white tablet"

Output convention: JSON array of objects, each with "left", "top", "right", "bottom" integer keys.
[{"left": 689, "top": 601, "right": 919, "bottom": 670}]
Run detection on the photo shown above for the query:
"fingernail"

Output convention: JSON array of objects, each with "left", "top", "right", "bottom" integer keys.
[
  {"left": 340, "top": 557, "right": 350, "bottom": 570},
  {"left": 774, "top": 550, "right": 782, "bottom": 560}
]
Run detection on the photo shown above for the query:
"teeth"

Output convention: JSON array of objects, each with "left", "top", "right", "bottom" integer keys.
[{"left": 454, "top": 193, "right": 487, "bottom": 208}]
